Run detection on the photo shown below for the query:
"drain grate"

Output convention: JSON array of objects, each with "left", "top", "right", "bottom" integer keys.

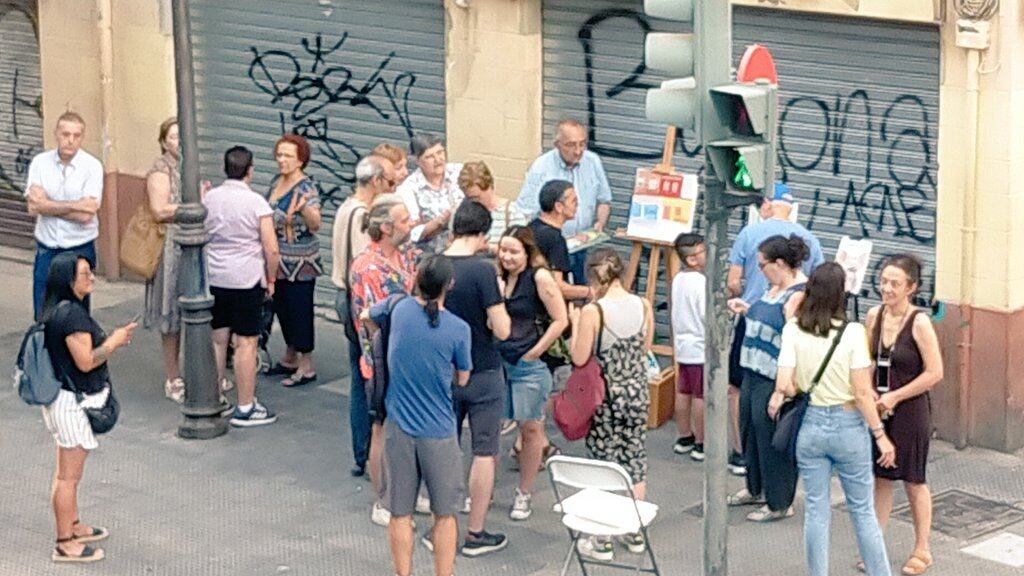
[{"left": 893, "top": 489, "right": 1024, "bottom": 541}]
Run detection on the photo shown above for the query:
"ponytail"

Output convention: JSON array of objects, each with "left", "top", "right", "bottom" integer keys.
[
  {"left": 415, "top": 254, "right": 454, "bottom": 329},
  {"left": 424, "top": 299, "right": 441, "bottom": 328}
]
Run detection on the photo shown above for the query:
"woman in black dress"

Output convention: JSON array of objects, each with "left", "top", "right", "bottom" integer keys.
[{"left": 865, "top": 254, "right": 943, "bottom": 575}]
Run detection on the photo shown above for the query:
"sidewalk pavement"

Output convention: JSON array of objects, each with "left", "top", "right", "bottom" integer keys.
[{"left": 1, "top": 249, "right": 1023, "bottom": 575}]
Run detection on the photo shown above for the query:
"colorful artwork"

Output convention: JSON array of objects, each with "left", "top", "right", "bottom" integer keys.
[{"left": 626, "top": 168, "right": 699, "bottom": 244}]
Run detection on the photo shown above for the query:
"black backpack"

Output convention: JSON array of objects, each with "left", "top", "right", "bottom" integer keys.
[{"left": 366, "top": 295, "right": 407, "bottom": 420}]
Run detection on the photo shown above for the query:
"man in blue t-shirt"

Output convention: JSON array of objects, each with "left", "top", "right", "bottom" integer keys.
[{"left": 371, "top": 255, "right": 471, "bottom": 576}]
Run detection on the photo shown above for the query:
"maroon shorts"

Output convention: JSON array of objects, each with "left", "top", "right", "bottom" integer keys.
[{"left": 677, "top": 363, "right": 704, "bottom": 399}]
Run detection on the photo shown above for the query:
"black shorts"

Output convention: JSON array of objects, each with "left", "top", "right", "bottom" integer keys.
[
  {"left": 728, "top": 315, "right": 746, "bottom": 388},
  {"left": 211, "top": 284, "right": 265, "bottom": 336}
]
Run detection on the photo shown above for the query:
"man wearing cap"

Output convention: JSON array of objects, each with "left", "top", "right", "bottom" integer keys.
[{"left": 724, "top": 183, "right": 824, "bottom": 474}]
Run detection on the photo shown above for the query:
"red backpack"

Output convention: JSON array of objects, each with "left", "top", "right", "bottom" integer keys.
[{"left": 552, "top": 304, "right": 605, "bottom": 441}]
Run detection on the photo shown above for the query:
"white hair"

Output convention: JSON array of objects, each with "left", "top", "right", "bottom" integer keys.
[{"left": 355, "top": 156, "right": 385, "bottom": 186}]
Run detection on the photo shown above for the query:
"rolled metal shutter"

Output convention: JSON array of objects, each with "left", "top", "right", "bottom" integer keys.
[
  {"left": 191, "top": 0, "right": 446, "bottom": 305},
  {"left": 0, "top": 1, "right": 43, "bottom": 250},
  {"left": 733, "top": 7, "right": 939, "bottom": 309},
  {"left": 543, "top": 2, "right": 939, "bottom": 320}
]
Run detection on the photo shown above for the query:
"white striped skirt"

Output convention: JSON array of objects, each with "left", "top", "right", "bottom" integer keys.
[{"left": 42, "top": 389, "right": 98, "bottom": 450}]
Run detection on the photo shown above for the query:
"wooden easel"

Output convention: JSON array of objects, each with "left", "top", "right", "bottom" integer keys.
[{"left": 620, "top": 127, "right": 683, "bottom": 428}]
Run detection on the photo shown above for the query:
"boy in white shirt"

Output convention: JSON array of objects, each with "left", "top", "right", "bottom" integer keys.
[{"left": 671, "top": 233, "right": 707, "bottom": 460}]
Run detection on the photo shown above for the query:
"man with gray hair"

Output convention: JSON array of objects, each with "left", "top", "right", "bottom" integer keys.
[
  {"left": 516, "top": 119, "right": 612, "bottom": 285},
  {"left": 348, "top": 192, "right": 417, "bottom": 527},
  {"left": 396, "top": 132, "right": 463, "bottom": 254},
  {"left": 332, "top": 154, "right": 396, "bottom": 479}
]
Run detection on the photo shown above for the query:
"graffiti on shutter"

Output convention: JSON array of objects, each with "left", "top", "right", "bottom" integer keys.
[
  {"left": 246, "top": 32, "right": 419, "bottom": 208},
  {"left": 0, "top": 2, "right": 43, "bottom": 193}
]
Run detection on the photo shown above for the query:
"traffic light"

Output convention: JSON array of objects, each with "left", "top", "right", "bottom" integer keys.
[
  {"left": 705, "top": 81, "right": 778, "bottom": 206},
  {"left": 642, "top": 0, "right": 699, "bottom": 131}
]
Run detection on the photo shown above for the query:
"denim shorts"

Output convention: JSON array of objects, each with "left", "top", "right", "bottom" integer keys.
[{"left": 505, "top": 358, "right": 553, "bottom": 422}]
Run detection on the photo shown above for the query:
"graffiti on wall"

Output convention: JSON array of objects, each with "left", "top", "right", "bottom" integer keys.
[
  {"left": 569, "top": 7, "right": 937, "bottom": 303},
  {"left": 780, "top": 91, "right": 936, "bottom": 245},
  {"left": 577, "top": 8, "right": 703, "bottom": 170},
  {"left": 0, "top": 6, "right": 43, "bottom": 193},
  {"left": 248, "top": 32, "right": 418, "bottom": 206}
]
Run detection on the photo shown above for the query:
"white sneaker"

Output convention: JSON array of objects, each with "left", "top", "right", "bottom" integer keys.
[
  {"left": 460, "top": 496, "right": 472, "bottom": 514},
  {"left": 510, "top": 489, "right": 532, "bottom": 521},
  {"left": 371, "top": 501, "right": 391, "bottom": 527},
  {"left": 415, "top": 494, "right": 431, "bottom": 515},
  {"left": 164, "top": 378, "right": 185, "bottom": 403},
  {"left": 577, "top": 536, "right": 613, "bottom": 562},
  {"left": 220, "top": 378, "right": 234, "bottom": 392}
]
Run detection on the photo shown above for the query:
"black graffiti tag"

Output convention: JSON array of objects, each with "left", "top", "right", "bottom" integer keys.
[
  {"left": 0, "top": 68, "right": 43, "bottom": 192},
  {"left": 248, "top": 33, "right": 417, "bottom": 206},
  {"left": 576, "top": 9, "right": 702, "bottom": 171}
]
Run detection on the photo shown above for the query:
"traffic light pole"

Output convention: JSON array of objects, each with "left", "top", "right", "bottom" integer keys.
[{"left": 696, "top": 2, "right": 733, "bottom": 575}]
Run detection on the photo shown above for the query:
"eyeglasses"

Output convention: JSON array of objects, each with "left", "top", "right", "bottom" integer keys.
[
  {"left": 757, "top": 260, "right": 771, "bottom": 271},
  {"left": 77, "top": 270, "right": 95, "bottom": 279}
]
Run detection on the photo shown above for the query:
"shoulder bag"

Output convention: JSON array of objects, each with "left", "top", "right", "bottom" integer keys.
[
  {"left": 337, "top": 205, "right": 365, "bottom": 343},
  {"left": 119, "top": 199, "right": 164, "bottom": 279},
  {"left": 552, "top": 303, "right": 606, "bottom": 441},
  {"left": 771, "top": 322, "right": 848, "bottom": 466}
]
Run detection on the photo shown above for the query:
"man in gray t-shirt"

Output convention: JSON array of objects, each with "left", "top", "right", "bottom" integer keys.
[{"left": 203, "top": 146, "right": 280, "bottom": 427}]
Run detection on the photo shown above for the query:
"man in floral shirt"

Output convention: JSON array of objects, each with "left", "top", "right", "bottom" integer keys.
[{"left": 347, "top": 193, "right": 418, "bottom": 528}]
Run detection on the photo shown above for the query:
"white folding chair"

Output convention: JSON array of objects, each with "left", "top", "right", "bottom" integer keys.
[{"left": 547, "top": 455, "right": 661, "bottom": 576}]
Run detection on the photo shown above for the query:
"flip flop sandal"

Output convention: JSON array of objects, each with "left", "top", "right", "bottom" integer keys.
[
  {"left": 901, "top": 552, "right": 933, "bottom": 575},
  {"left": 282, "top": 372, "right": 317, "bottom": 387},
  {"left": 855, "top": 560, "right": 866, "bottom": 573},
  {"left": 71, "top": 520, "right": 109, "bottom": 543},
  {"left": 266, "top": 362, "right": 298, "bottom": 376},
  {"left": 52, "top": 537, "right": 104, "bottom": 563}
]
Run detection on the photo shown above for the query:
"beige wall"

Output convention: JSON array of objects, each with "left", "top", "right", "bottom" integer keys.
[
  {"left": 444, "top": 0, "right": 543, "bottom": 199},
  {"left": 935, "top": 2, "right": 1024, "bottom": 312},
  {"left": 39, "top": 0, "right": 175, "bottom": 176},
  {"left": 38, "top": 0, "right": 103, "bottom": 155},
  {"left": 110, "top": 0, "right": 177, "bottom": 176},
  {"left": 732, "top": 0, "right": 941, "bottom": 23}
]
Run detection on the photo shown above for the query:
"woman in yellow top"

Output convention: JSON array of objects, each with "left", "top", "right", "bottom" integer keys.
[{"left": 769, "top": 263, "right": 896, "bottom": 576}]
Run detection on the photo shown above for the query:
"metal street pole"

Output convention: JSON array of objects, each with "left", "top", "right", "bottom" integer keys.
[
  {"left": 698, "top": 1, "right": 733, "bottom": 575},
  {"left": 171, "top": 0, "right": 227, "bottom": 439}
]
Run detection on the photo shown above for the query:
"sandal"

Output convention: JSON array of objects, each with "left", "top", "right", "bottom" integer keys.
[
  {"left": 727, "top": 488, "right": 765, "bottom": 506},
  {"left": 901, "top": 551, "right": 933, "bottom": 575},
  {"left": 52, "top": 537, "right": 104, "bottom": 563},
  {"left": 71, "top": 519, "right": 109, "bottom": 543},
  {"left": 266, "top": 362, "right": 298, "bottom": 376},
  {"left": 282, "top": 372, "right": 317, "bottom": 388},
  {"left": 855, "top": 560, "right": 866, "bottom": 573}
]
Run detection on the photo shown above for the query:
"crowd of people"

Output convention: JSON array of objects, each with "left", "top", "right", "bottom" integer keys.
[{"left": 23, "top": 112, "right": 944, "bottom": 576}]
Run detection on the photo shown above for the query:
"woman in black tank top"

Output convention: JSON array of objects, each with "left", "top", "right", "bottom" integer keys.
[
  {"left": 865, "top": 255, "right": 943, "bottom": 576},
  {"left": 496, "top": 226, "right": 567, "bottom": 520}
]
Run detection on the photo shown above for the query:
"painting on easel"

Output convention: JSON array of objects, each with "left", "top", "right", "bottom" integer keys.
[{"left": 625, "top": 168, "right": 700, "bottom": 244}]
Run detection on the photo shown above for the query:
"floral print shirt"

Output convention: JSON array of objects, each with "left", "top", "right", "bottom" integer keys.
[
  {"left": 396, "top": 163, "right": 464, "bottom": 254},
  {"left": 349, "top": 240, "right": 419, "bottom": 378}
]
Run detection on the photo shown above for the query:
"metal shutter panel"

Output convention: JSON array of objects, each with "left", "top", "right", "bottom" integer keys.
[
  {"left": 191, "top": 0, "right": 446, "bottom": 305},
  {"left": 0, "top": 3, "right": 43, "bottom": 249},
  {"left": 543, "top": 2, "right": 939, "bottom": 323}
]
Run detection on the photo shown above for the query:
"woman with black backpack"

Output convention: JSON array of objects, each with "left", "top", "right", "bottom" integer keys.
[{"left": 40, "top": 252, "right": 135, "bottom": 563}]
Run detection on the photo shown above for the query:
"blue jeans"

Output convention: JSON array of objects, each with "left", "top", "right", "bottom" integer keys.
[
  {"left": 569, "top": 249, "right": 587, "bottom": 286},
  {"left": 797, "top": 406, "right": 891, "bottom": 576},
  {"left": 337, "top": 291, "right": 370, "bottom": 468},
  {"left": 33, "top": 240, "right": 96, "bottom": 320}
]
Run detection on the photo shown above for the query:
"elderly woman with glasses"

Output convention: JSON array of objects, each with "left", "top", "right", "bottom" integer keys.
[{"left": 395, "top": 133, "right": 464, "bottom": 254}]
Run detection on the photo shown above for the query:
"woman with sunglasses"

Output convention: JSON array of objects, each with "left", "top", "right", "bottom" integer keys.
[{"left": 727, "top": 234, "right": 808, "bottom": 522}]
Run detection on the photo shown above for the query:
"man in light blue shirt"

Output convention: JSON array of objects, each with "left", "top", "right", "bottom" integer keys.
[
  {"left": 727, "top": 183, "right": 825, "bottom": 305},
  {"left": 517, "top": 119, "right": 612, "bottom": 284}
]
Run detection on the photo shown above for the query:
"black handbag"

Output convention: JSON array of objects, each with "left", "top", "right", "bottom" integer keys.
[
  {"left": 77, "top": 385, "right": 120, "bottom": 435},
  {"left": 771, "top": 322, "right": 848, "bottom": 466}
]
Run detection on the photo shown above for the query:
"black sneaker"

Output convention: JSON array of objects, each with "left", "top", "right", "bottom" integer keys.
[
  {"left": 461, "top": 530, "right": 508, "bottom": 557},
  {"left": 728, "top": 451, "right": 747, "bottom": 476},
  {"left": 673, "top": 435, "right": 696, "bottom": 454},
  {"left": 690, "top": 443, "right": 705, "bottom": 461}
]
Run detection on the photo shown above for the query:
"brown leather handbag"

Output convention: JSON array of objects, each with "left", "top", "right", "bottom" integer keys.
[{"left": 119, "top": 200, "right": 165, "bottom": 279}]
